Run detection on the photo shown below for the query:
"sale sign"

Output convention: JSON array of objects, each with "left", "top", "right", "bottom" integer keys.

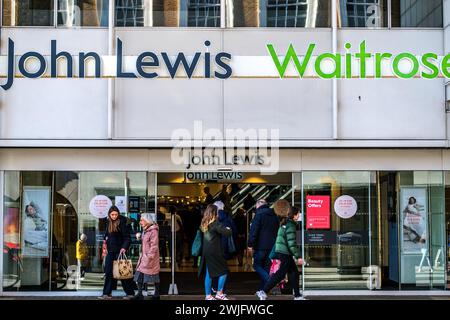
[
  {"left": 306, "top": 195, "right": 330, "bottom": 229},
  {"left": 334, "top": 195, "right": 358, "bottom": 219},
  {"left": 89, "top": 195, "right": 112, "bottom": 219}
]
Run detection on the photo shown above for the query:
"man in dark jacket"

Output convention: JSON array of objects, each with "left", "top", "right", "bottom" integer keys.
[{"left": 247, "top": 199, "right": 279, "bottom": 296}]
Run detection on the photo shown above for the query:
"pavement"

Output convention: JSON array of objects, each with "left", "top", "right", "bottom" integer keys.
[{"left": 1, "top": 290, "right": 450, "bottom": 300}]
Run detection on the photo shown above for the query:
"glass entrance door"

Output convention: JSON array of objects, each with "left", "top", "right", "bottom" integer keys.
[{"left": 156, "top": 172, "right": 293, "bottom": 294}]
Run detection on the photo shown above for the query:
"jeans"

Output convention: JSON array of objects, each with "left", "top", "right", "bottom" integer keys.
[
  {"left": 103, "top": 252, "right": 135, "bottom": 296},
  {"left": 253, "top": 249, "right": 271, "bottom": 291},
  {"left": 205, "top": 268, "right": 227, "bottom": 296},
  {"left": 263, "top": 254, "right": 300, "bottom": 297}
]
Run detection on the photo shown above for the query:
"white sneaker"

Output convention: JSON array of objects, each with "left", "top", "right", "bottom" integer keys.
[
  {"left": 294, "top": 296, "right": 305, "bottom": 300},
  {"left": 215, "top": 293, "right": 229, "bottom": 300},
  {"left": 256, "top": 291, "right": 267, "bottom": 300}
]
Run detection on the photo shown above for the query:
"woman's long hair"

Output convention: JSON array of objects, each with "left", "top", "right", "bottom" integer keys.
[
  {"left": 107, "top": 205, "right": 121, "bottom": 233},
  {"left": 200, "top": 204, "right": 218, "bottom": 233},
  {"left": 280, "top": 206, "right": 299, "bottom": 226}
]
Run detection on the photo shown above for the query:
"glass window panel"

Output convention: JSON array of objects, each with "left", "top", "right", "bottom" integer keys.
[
  {"left": 3, "top": 171, "right": 53, "bottom": 291},
  {"left": 58, "top": 0, "right": 109, "bottom": 27},
  {"left": 391, "top": 0, "right": 442, "bottom": 27},
  {"left": 303, "top": 171, "right": 374, "bottom": 290},
  {"left": 396, "top": 171, "right": 445, "bottom": 289},
  {"left": 186, "top": 0, "right": 221, "bottom": 27},
  {"left": 2, "top": 0, "right": 54, "bottom": 26},
  {"left": 340, "top": 0, "right": 388, "bottom": 28},
  {"left": 231, "top": 0, "right": 329, "bottom": 28},
  {"left": 75, "top": 171, "right": 147, "bottom": 290}
]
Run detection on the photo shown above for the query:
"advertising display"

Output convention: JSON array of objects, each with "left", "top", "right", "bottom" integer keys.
[
  {"left": 21, "top": 186, "right": 51, "bottom": 257},
  {"left": 115, "top": 196, "right": 127, "bottom": 213},
  {"left": 306, "top": 195, "right": 330, "bottom": 229},
  {"left": 400, "top": 187, "right": 428, "bottom": 254}
]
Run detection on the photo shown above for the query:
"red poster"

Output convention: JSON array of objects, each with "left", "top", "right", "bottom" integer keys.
[{"left": 306, "top": 195, "right": 330, "bottom": 229}]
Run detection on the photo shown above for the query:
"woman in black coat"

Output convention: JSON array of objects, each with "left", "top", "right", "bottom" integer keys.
[
  {"left": 198, "top": 204, "right": 232, "bottom": 300},
  {"left": 98, "top": 205, "right": 135, "bottom": 299}
]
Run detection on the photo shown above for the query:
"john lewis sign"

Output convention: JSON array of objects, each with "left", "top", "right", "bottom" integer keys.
[{"left": 0, "top": 39, "right": 448, "bottom": 90}]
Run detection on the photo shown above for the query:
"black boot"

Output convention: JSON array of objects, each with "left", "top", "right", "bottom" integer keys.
[
  {"left": 148, "top": 282, "right": 160, "bottom": 300},
  {"left": 131, "top": 281, "right": 144, "bottom": 300}
]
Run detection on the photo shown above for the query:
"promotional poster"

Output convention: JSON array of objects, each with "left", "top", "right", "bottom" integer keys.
[{"left": 21, "top": 186, "right": 51, "bottom": 258}]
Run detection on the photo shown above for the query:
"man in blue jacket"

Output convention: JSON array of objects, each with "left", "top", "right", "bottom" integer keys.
[{"left": 247, "top": 199, "right": 279, "bottom": 298}]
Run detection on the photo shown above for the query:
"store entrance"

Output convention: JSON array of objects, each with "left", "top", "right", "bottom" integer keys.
[{"left": 156, "top": 172, "right": 293, "bottom": 294}]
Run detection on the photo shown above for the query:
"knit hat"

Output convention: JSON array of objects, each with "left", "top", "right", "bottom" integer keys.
[
  {"left": 141, "top": 213, "right": 156, "bottom": 223},
  {"left": 214, "top": 201, "right": 224, "bottom": 211},
  {"left": 273, "top": 199, "right": 291, "bottom": 217}
]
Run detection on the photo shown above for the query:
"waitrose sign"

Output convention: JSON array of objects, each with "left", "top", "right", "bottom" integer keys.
[{"left": 0, "top": 38, "right": 449, "bottom": 90}]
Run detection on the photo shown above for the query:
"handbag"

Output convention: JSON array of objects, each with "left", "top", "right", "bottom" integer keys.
[
  {"left": 113, "top": 252, "right": 133, "bottom": 280},
  {"left": 227, "top": 235, "right": 236, "bottom": 254},
  {"left": 191, "top": 229, "right": 203, "bottom": 257},
  {"left": 269, "top": 259, "right": 287, "bottom": 289}
]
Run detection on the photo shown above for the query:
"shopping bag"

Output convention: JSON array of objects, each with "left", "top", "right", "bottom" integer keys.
[
  {"left": 269, "top": 259, "right": 281, "bottom": 275},
  {"left": 269, "top": 259, "right": 287, "bottom": 289},
  {"left": 191, "top": 230, "right": 203, "bottom": 257},
  {"left": 113, "top": 252, "right": 133, "bottom": 280}
]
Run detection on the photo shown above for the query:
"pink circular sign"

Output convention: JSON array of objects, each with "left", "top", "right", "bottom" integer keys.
[
  {"left": 89, "top": 195, "right": 112, "bottom": 219},
  {"left": 334, "top": 195, "right": 357, "bottom": 219}
]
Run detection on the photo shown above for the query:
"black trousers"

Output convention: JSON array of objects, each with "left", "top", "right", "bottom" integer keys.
[
  {"left": 263, "top": 254, "right": 301, "bottom": 297},
  {"left": 103, "top": 252, "right": 135, "bottom": 296}
]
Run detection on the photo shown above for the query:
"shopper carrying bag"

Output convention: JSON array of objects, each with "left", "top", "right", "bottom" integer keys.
[
  {"left": 98, "top": 206, "right": 136, "bottom": 300},
  {"left": 258, "top": 202, "right": 304, "bottom": 301}
]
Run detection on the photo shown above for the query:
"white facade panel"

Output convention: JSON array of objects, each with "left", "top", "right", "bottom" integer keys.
[
  {"left": 301, "top": 149, "right": 443, "bottom": 171},
  {"left": 0, "top": 148, "right": 446, "bottom": 171},
  {"left": 0, "top": 28, "right": 446, "bottom": 145},
  {"left": 0, "top": 79, "right": 108, "bottom": 139},
  {"left": 114, "top": 78, "right": 223, "bottom": 139},
  {"left": 224, "top": 78, "right": 332, "bottom": 139},
  {"left": 339, "top": 78, "right": 445, "bottom": 139}
]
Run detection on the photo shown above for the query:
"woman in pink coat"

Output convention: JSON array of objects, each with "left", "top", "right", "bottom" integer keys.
[{"left": 132, "top": 213, "right": 160, "bottom": 300}]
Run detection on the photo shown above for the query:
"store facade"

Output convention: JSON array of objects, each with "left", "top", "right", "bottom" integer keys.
[
  {"left": 1, "top": 149, "right": 450, "bottom": 293},
  {"left": 1, "top": 0, "right": 450, "bottom": 295}
]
